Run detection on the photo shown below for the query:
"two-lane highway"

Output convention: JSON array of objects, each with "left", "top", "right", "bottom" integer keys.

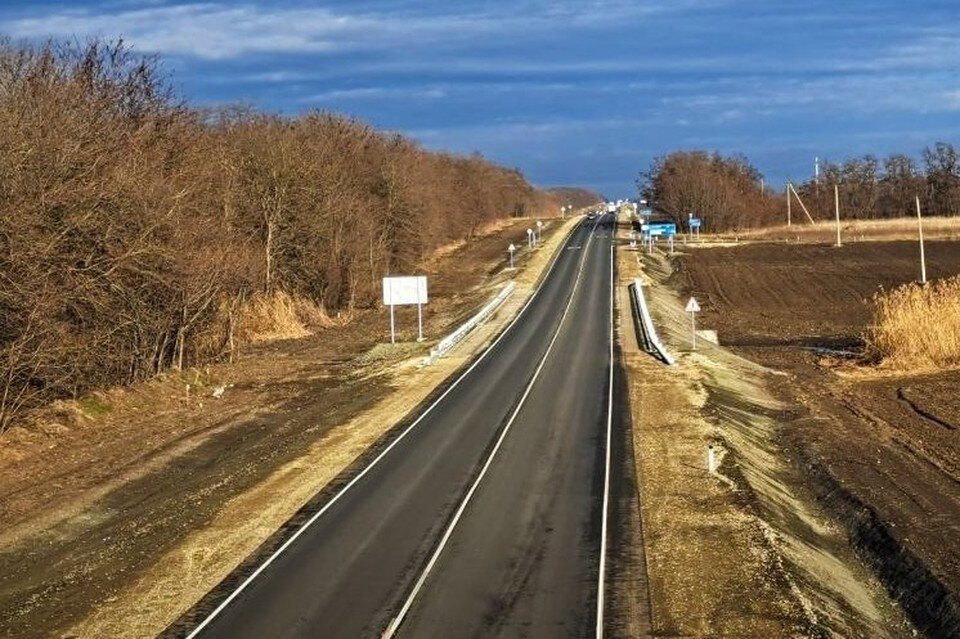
[{"left": 179, "top": 213, "right": 618, "bottom": 638}]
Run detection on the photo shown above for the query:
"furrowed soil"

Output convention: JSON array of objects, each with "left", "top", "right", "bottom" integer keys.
[
  {"left": 676, "top": 239, "right": 960, "bottom": 637},
  {"left": 0, "top": 214, "right": 578, "bottom": 639}
]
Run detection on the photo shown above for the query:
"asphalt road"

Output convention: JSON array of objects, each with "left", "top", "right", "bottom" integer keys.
[{"left": 183, "top": 214, "right": 617, "bottom": 638}]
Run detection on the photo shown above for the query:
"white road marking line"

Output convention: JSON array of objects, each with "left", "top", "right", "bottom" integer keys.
[
  {"left": 383, "top": 214, "right": 607, "bottom": 638},
  {"left": 596, "top": 241, "right": 615, "bottom": 638},
  {"left": 184, "top": 218, "right": 587, "bottom": 638}
]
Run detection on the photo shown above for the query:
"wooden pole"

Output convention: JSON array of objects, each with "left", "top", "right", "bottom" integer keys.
[
  {"left": 834, "top": 183, "right": 841, "bottom": 247},
  {"left": 916, "top": 196, "right": 927, "bottom": 284},
  {"left": 788, "top": 183, "right": 816, "bottom": 224},
  {"left": 787, "top": 183, "right": 792, "bottom": 227}
]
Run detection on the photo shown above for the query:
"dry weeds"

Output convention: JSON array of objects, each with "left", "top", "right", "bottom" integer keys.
[
  {"left": 867, "top": 275, "right": 960, "bottom": 371},
  {"left": 237, "top": 291, "right": 334, "bottom": 342},
  {"left": 739, "top": 216, "right": 960, "bottom": 242}
]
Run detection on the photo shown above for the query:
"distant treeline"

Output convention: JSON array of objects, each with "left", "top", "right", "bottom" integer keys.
[
  {"left": 544, "top": 187, "right": 603, "bottom": 210},
  {"left": 638, "top": 144, "right": 960, "bottom": 231},
  {"left": 0, "top": 39, "right": 561, "bottom": 429}
]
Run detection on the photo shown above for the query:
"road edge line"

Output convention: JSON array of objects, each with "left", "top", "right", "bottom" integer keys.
[{"left": 597, "top": 241, "right": 615, "bottom": 637}]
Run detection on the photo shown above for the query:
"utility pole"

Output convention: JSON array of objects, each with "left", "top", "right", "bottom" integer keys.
[
  {"left": 916, "top": 196, "right": 927, "bottom": 284},
  {"left": 834, "top": 183, "right": 842, "bottom": 247},
  {"left": 787, "top": 183, "right": 792, "bottom": 226}
]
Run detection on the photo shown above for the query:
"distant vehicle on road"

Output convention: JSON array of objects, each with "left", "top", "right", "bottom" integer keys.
[{"left": 605, "top": 202, "right": 617, "bottom": 213}]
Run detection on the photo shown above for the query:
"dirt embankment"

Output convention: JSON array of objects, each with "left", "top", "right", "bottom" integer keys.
[
  {"left": 677, "top": 240, "right": 960, "bottom": 637},
  {"left": 0, "top": 215, "right": 580, "bottom": 639}
]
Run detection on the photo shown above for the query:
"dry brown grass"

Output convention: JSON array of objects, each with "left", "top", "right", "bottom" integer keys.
[
  {"left": 739, "top": 216, "right": 960, "bottom": 243},
  {"left": 238, "top": 291, "right": 334, "bottom": 342},
  {"left": 866, "top": 276, "right": 960, "bottom": 370}
]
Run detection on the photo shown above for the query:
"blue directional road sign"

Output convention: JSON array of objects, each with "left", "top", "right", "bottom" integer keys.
[
  {"left": 689, "top": 217, "right": 702, "bottom": 229},
  {"left": 646, "top": 221, "right": 677, "bottom": 237}
]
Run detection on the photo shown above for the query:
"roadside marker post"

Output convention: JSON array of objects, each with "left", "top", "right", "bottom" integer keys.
[
  {"left": 536, "top": 220, "right": 544, "bottom": 243},
  {"left": 508, "top": 243, "right": 516, "bottom": 269},
  {"left": 707, "top": 445, "right": 717, "bottom": 473},
  {"left": 527, "top": 227, "right": 534, "bottom": 249},
  {"left": 685, "top": 297, "right": 701, "bottom": 351}
]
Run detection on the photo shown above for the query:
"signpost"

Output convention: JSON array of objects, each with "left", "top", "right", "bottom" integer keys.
[
  {"left": 508, "top": 243, "right": 516, "bottom": 269},
  {"left": 688, "top": 216, "right": 702, "bottom": 242},
  {"left": 382, "top": 275, "right": 428, "bottom": 344},
  {"left": 526, "top": 228, "right": 534, "bottom": 249},
  {"left": 685, "top": 297, "right": 701, "bottom": 350}
]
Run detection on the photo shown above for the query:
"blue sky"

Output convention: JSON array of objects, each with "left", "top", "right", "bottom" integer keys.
[{"left": 2, "top": 0, "right": 958, "bottom": 196}]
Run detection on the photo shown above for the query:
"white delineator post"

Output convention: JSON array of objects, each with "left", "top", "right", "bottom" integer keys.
[
  {"left": 527, "top": 228, "right": 534, "bottom": 249},
  {"left": 834, "top": 183, "right": 842, "bottom": 247},
  {"left": 685, "top": 297, "right": 701, "bottom": 351},
  {"left": 508, "top": 243, "right": 516, "bottom": 269},
  {"left": 416, "top": 285, "right": 424, "bottom": 342},
  {"left": 707, "top": 445, "right": 717, "bottom": 473},
  {"left": 916, "top": 195, "right": 927, "bottom": 284},
  {"left": 389, "top": 299, "right": 396, "bottom": 344},
  {"left": 536, "top": 220, "right": 544, "bottom": 243}
]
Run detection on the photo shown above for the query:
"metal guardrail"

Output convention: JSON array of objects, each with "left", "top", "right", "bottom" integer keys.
[
  {"left": 425, "top": 282, "right": 517, "bottom": 365},
  {"left": 628, "top": 278, "right": 676, "bottom": 366}
]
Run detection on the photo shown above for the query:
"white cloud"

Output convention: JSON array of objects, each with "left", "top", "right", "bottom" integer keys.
[
  {"left": 2, "top": 1, "right": 724, "bottom": 60},
  {"left": 299, "top": 86, "right": 447, "bottom": 102}
]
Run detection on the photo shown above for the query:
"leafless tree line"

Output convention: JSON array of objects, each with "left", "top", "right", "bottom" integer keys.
[
  {"left": 0, "top": 40, "right": 557, "bottom": 431},
  {"left": 638, "top": 144, "right": 960, "bottom": 232},
  {"left": 637, "top": 151, "right": 782, "bottom": 230},
  {"left": 794, "top": 144, "right": 960, "bottom": 220}
]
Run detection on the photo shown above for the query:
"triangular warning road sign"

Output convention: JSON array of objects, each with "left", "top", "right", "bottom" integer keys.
[{"left": 685, "top": 297, "right": 701, "bottom": 313}]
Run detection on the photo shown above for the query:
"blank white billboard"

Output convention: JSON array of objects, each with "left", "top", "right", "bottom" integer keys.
[{"left": 382, "top": 275, "right": 428, "bottom": 306}]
